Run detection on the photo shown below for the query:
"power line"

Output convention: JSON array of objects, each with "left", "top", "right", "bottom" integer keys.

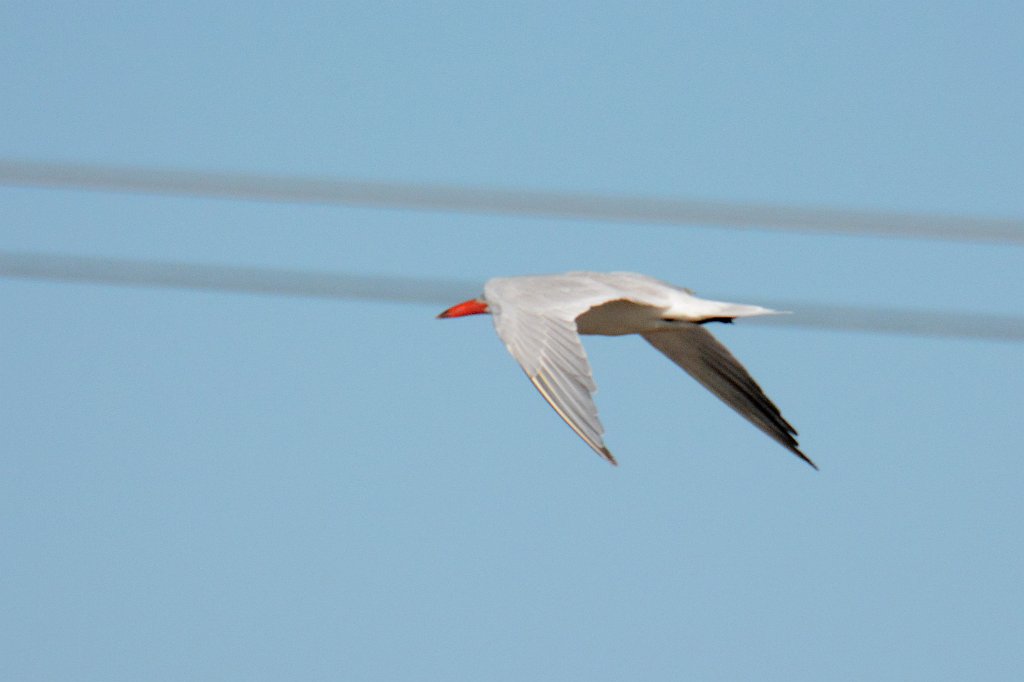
[
  {"left": 3, "top": 251, "right": 1022, "bottom": 342},
  {"left": 2, "top": 160, "right": 1022, "bottom": 245},
  {"left": 0, "top": 251, "right": 463, "bottom": 304}
]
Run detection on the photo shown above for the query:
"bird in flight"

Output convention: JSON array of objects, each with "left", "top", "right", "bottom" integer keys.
[{"left": 439, "top": 271, "right": 815, "bottom": 469}]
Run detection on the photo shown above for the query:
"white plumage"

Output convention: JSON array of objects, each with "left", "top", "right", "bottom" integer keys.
[{"left": 440, "top": 271, "right": 814, "bottom": 469}]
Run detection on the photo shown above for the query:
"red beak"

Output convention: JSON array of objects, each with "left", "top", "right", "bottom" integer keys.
[{"left": 437, "top": 298, "right": 489, "bottom": 318}]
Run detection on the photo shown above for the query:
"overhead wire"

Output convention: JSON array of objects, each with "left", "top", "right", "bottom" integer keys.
[
  {"left": 2, "top": 160, "right": 1023, "bottom": 245},
  {"left": 3, "top": 251, "right": 1022, "bottom": 342}
]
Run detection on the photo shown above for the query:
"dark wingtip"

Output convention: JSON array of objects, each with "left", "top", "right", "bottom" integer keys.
[{"left": 795, "top": 448, "right": 818, "bottom": 470}]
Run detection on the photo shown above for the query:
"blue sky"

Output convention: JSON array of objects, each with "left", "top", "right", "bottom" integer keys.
[{"left": 2, "top": 3, "right": 1022, "bottom": 680}]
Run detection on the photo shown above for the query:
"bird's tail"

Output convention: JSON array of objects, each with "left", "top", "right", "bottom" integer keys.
[{"left": 685, "top": 298, "right": 789, "bottom": 322}]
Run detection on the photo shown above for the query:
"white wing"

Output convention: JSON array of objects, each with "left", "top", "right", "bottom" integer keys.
[
  {"left": 486, "top": 277, "right": 620, "bottom": 464},
  {"left": 492, "top": 306, "right": 615, "bottom": 464}
]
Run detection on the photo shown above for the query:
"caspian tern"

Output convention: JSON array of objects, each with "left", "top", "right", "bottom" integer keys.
[{"left": 439, "top": 271, "right": 815, "bottom": 469}]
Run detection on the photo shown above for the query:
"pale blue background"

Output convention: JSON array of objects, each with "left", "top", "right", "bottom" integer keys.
[{"left": 2, "top": 3, "right": 1022, "bottom": 680}]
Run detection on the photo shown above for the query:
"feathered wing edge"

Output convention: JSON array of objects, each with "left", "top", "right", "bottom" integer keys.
[{"left": 642, "top": 324, "right": 817, "bottom": 469}]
